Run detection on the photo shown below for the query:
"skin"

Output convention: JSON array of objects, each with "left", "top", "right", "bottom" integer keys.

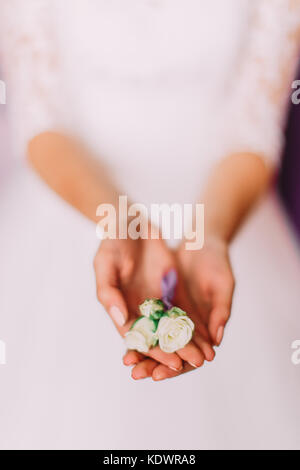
[
  {"left": 125, "top": 235, "right": 233, "bottom": 380},
  {"left": 28, "top": 132, "right": 274, "bottom": 381},
  {"left": 94, "top": 235, "right": 211, "bottom": 372},
  {"left": 125, "top": 153, "right": 273, "bottom": 380}
]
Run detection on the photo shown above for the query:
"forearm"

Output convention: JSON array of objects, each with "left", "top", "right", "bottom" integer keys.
[
  {"left": 28, "top": 132, "right": 120, "bottom": 223},
  {"left": 201, "top": 153, "right": 275, "bottom": 243}
]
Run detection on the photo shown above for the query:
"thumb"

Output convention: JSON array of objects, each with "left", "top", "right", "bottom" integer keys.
[
  {"left": 94, "top": 252, "right": 129, "bottom": 329},
  {"left": 208, "top": 305, "right": 230, "bottom": 346},
  {"left": 208, "top": 273, "right": 235, "bottom": 346},
  {"left": 100, "top": 286, "right": 129, "bottom": 329}
]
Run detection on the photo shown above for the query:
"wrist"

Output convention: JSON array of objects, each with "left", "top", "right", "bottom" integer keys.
[
  {"left": 203, "top": 205, "right": 234, "bottom": 245},
  {"left": 204, "top": 226, "right": 229, "bottom": 247},
  {"left": 179, "top": 226, "right": 228, "bottom": 254}
]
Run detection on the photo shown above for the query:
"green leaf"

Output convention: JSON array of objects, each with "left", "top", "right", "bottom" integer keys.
[
  {"left": 168, "top": 306, "right": 187, "bottom": 317},
  {"left": 150, "top": 310, "right": 165, "bottom": 321},
  {"left": 130, "top": 316, "right": 145, "bottom": 330},
  {"left": 151, "top": 318, "right": 160, "bottom": 332}
]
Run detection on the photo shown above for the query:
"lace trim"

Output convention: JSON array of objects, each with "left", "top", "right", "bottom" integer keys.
[
  {"left": 0, "top": 0, "right": 62, "bottom": 159},
  {"left": 223, "top": 0, "right": 300, "bottom": 164}
]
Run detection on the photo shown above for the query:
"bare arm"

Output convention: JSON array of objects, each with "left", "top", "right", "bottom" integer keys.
[
  {"left": 28, "top": 131, "right": 120, "bottom": 223},
  {"left": 202, "top": 153, "right": 274, "bottom": 243}
]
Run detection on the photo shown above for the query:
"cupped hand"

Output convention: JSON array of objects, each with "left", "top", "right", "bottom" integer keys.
[
  {"left": 94, "top": 226, "right": 208, "bottom": 374},
  {"left": 124, "top": 235, "right": 234, "bottom": 381},
  {"left": 178, "top": 235, "right": 235, "bottom": 346}
]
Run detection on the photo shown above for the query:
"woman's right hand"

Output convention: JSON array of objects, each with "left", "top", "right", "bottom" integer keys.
[{"left": 93, "top": 228, "right": 206, "bottom": 377}]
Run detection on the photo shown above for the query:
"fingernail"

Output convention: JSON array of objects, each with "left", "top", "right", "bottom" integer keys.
[
  {"left": 216, "top": 326, "right": 224, "bottom": 346},
  {"left": 110, "top": 306, "right": 126, "bottom": 327},
  {"left": 135, "top": 373, "right": 147, "bottom": 380},
  {"left": 172, "top": 363, "right": 183, "bottom": 372},
  {"left": 153, "top": 374, "right": 164, "bottom": 381},
  {"left": 123, "top": 359, "right": 135, "bottom": 367},
  {"left": 189, "top": 362, "right": 199, "bottom": 368}
]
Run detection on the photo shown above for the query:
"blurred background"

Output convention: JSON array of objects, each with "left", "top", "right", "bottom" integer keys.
[
  {"left": 279, "top": 63, "right": 300, "bottom": 241},
  {"left": 0, "top": 5, "right": 300, "bottom": 448},
  {"left": 1, "top": 63, "right": 300, "bottom": 244}
]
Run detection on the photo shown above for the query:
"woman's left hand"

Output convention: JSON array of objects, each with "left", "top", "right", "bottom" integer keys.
[{"left": 124, "top": 235, "right": 235, "bottom": 381}]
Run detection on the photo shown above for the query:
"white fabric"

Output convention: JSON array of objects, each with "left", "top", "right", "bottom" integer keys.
[
  {"left": 0, "top": 0, "right": 300, "bottom": 450},
  {"left": 1, "top": 0, "right": 300, "bottom": 166}
]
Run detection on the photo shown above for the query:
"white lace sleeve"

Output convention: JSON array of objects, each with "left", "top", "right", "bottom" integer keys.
[
  {"left": 223, "top": 0, "right": 300, "bottom": 166},
  {"left": 0, "top": 0, "right": 63, "bottom": 160}
]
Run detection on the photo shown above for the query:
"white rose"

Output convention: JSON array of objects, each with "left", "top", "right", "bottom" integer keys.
[
  {"left": 139, "top": 299, "right": 164, "bottom": 319},
  {"left": 125, "top": 317, "right": 158, "bottom": 353},
  {"left": 157, "top": 314, "right": 194, "bottom": 353},
  {"left": 125, "top": 330, "right": 149, "bottom": 353}
]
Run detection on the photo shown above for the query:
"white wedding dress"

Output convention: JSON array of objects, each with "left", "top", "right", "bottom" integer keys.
[{"left": 1, "top": 0, "right": 300, "bottom": 450}]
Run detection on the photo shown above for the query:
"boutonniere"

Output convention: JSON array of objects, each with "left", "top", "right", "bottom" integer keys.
[{"left": 125, "top": 270, "right": 194, "bottom": 353}]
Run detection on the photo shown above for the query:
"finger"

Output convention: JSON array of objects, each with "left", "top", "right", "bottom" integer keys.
[
  {"left": 173, "top": 269, "right": 215, "bottom": 358},
  {"left": 123, "top": 345, "right": 183, "bottom": 372},
  {"left": 146, "top": 346, "right": 183, "bottom": 372},
  {"left": 208, "top": 276, "right": 235, "bottom": 346},
  {"left": 124, "top": 347, "right": 183, "bottom": 371},
  {"left": 208, "top": 304, "right": 231, "bottom": 347},
  {"left": 131, "top": 359, "right": 158, "bottom": 380},
  {"left": 176, "top": 341, "right": 205, "bottom": 369},
  {"left": 94, "top": 252, "right": 129, "bottom": 329},
  {"left": 123, "top": 350, "right": 144, "bottom": 366},
  {"left": 193, "top": 332, "right": 215, "bottom": 362},
  {"left": 152, "top": 362, "right": 195, "bottom": 381},
  {"left": 172, "top": 277, "right": 210, "bottom": 363}
]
